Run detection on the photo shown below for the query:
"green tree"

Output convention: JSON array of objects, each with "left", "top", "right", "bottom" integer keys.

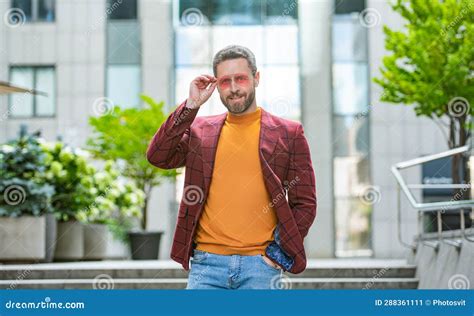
[
  {"left": 87, "top": 95, "right": 178, "bottom": 230},
  {"left": 374, "top": 0, "right": 474, "bottom": 187}
]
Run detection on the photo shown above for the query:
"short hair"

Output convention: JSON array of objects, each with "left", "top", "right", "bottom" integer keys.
[{"left": 212, "top": 45, "right": 257, "bottom": 77}]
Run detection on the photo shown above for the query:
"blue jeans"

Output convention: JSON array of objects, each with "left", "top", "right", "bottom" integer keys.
[{"left": 186, "top": 249, "right": 284, "bottom": 289}]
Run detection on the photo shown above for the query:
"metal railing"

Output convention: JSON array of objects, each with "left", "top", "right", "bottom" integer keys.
[{"left": 391, "top": 145, "right": 474, "bottom": 252}]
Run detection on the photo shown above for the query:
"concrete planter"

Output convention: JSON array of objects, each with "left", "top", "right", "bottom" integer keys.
[
  {"left": 129, "top": 231, "right": 163, "bottom": 260},
  {"left": 0, "top": 213, "right": 57, "bottom": 263},
  {"left": 53, "top": 220, "right": 84, "bottom": 261},
  {"left": 83, "top": 224, "right": 130, "bottom": 260}
]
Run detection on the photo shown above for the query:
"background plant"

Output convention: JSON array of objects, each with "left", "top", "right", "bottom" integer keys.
[
  {"left": 75, "top": 160, "right": 145, "bottom": 242},
  {"left": 40, "top": 141, "right": 97, "bottom": 221},
  {"left": 374, "top": 0, "right": 474, "bottom": 190},
  {"left": 87, "top": 95, "right": 178, "bottom": 231},
  {"left": 0, "top": 129, "right": 54, "bottom": 217}
]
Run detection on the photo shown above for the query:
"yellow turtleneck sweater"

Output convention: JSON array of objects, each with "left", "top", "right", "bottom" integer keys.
[{"left": 194, "top": 106, "right": 278, "bottom": 255}]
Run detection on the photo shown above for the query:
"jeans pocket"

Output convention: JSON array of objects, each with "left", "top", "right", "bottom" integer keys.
[
  {"left": 191, "top": 249, "right": 208, "bottom": 264},
  {"left": 260, "top": 255, "right": 281, "bottom": 271}
]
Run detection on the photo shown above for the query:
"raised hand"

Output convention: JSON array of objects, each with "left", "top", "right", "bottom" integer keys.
[{"left": 186, "top": 74, "right": 218, "bottom": 109}]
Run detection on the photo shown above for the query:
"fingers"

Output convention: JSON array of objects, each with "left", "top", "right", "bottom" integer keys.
[
  {"left": 208, "top": 81, "right": 217, "bottom": 92},
  {"left": 202, "top": 74, "right": 217, "bottom": 82},
  {"left": 193, "top": 74, "right": 217, "bottom": 89}
]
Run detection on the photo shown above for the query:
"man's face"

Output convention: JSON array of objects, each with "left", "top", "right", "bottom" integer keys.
[{"left": 215, "top": 58, "right": 259, "bottom": 114}]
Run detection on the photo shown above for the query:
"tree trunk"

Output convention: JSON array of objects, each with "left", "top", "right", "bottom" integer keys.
[
  {"left": 141, "top": 182, "right": 154, "bottom": 231},
  {"left": 444, "top": 115, "right": 472, "bottom": 231},
  {"left": 450, "top": 116, "right": 471, "bottom": 198}
]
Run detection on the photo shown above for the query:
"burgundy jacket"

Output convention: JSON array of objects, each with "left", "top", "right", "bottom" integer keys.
[{"left": 146, "top": 99, "right": 317, "bottom": 274}]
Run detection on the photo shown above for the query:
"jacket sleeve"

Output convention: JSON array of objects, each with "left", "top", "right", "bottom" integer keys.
[
  {"left": 286, "top": 123, "right": 317, "bottom": 239},
  {"left": 146, "top": 99, "right": 200, "bottom": 170}
]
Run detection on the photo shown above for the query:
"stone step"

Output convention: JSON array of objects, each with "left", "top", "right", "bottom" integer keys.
[
  {"left": 0, "top": 277, "right": 419, "bottom": 290},
  {"left": 0, "top": 260, "right": 417, "bottom": 280},
  {"left": 0, "top": 266, "right": 416, "bottom": 280}
]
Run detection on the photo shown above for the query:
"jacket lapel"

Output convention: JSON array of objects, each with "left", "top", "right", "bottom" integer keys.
[{"left": 200, "top": 113, "right": 226, "bottom": 194}]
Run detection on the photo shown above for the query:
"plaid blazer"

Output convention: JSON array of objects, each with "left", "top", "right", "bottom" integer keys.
[{"left": 146, "top": 99, "right": 317, "bottom": 274}]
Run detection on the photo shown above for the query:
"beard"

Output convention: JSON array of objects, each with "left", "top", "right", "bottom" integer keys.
[{"left": 220, "top": 89, "right": 256, "bottom": 114}]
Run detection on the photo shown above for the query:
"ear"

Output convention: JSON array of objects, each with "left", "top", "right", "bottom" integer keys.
[{"left": 254, "top": 71, "right": 260, "bottom": 87}]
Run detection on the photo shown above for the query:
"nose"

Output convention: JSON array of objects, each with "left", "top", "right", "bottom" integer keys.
[{"left": 230, "top": 79, "right": 239, "bottom": 93}]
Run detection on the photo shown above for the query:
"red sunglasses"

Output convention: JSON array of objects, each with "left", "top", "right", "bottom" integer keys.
[{"left": 216, "top": 73, "right": 251, "bottom": 89}]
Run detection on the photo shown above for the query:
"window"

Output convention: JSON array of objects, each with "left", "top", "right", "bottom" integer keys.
[
  {"left": 334, "top": 0, "right": 365, "bottom": 14},
  {"left": 107, "top": 0, "right": 137, "bottom": 20},
  {"left": 11, "top": 0, "right": 55, "bottom": 22},
  {"left": 331, "top": 5, "right": 372, "bottom": 257},
  {"left": 176, "top": 0, "right": 300, "bottom": 121},
  {"left": 179, "top": 0, "right": 298, "bottom": 26},
  {"left": 106, "top": 65, "right": 141, "bottom": 108},
  {"left": 106, "top": 17, "right": 141, "bottom": 107},
  {"left": 9, "top": 66, "right": 56, "bottom": 117}
]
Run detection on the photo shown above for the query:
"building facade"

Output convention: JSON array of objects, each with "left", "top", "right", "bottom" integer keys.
[{"left": 0, "top": 0, "right": 448, "bottom": 260}]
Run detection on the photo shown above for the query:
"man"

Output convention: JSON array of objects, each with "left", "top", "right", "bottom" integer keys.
[{"left": 146, "top": 45, "right": 317, "bottom": 289}]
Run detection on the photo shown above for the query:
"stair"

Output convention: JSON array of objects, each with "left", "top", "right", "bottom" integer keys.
[{"left": 0, "top": 259, "right": 418, "bottom": 289}]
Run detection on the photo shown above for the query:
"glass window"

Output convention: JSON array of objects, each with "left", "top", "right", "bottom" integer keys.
[
  {"left": 264, "top": 25, "right": 298, "bottom": 64},
  {"left": 35, "top": 67, "right": 55, "bottom": 116},
  {"left": 175, "top": 27, "right": 212, "bottom": 66},
  {"left": 334, "top": 197, "right": 372, "bottom": 256},
  {"left": 332, "top": 63, "right": 368, "bottom": 115},
  {"left": 107, "top": 0, "right": 137, "bottom": 20},
  {"left": 106, "top": 65, "right": 141, "bottom": 108},
  {"left": 179, "top": 0, "right": 299, "bottom": 26},
  {"left": 212, "top": 26, "right": 264, "bottom": 69},
  {"left": 179, "top": 0, "right": 210, "bottom": 26},
  {"left": 261, "top": 66, "right": 300, "bottom": 121},
  {"left": 38, "top": 0, "right": 54, "bottom": 21},
  {"left": 107, "top": 21, "right": 141, "bottom": 64},
  {"left": 9, "top": 66, "right": 55, "bottom": 117},
  {"left": 334, "top": 0, "right": 365, "bottom": 14},
  {"left": 11, "top": 0, "right": 32, "bottom": 21},
  {"left": 332, "top": 16, "right": 367, "bottom": 62},
  {"left": 11, "top": 0, "right": 55, "bottom": 22},
  {"left": 265, "top": 0, "right": 298, "bottom": 24},
  {"left": 211, "top": 0, "right": 262, "bottom": 25},
  {"left": 9, "top": 68, "right": 34, "bottom": 117},
  {"left": 333, "top": 114, "right": 370, "bottom": 157}
]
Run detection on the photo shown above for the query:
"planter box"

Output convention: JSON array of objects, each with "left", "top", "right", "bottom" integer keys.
[
  {"left": 54, "top": 220, "right": 84, "bottom": 261},
  {"left": 0, "top": 214, "right": 57, "bottom": 262},
  {"left": 83, "top": 224, "right": 130, "bottom": 260}
]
